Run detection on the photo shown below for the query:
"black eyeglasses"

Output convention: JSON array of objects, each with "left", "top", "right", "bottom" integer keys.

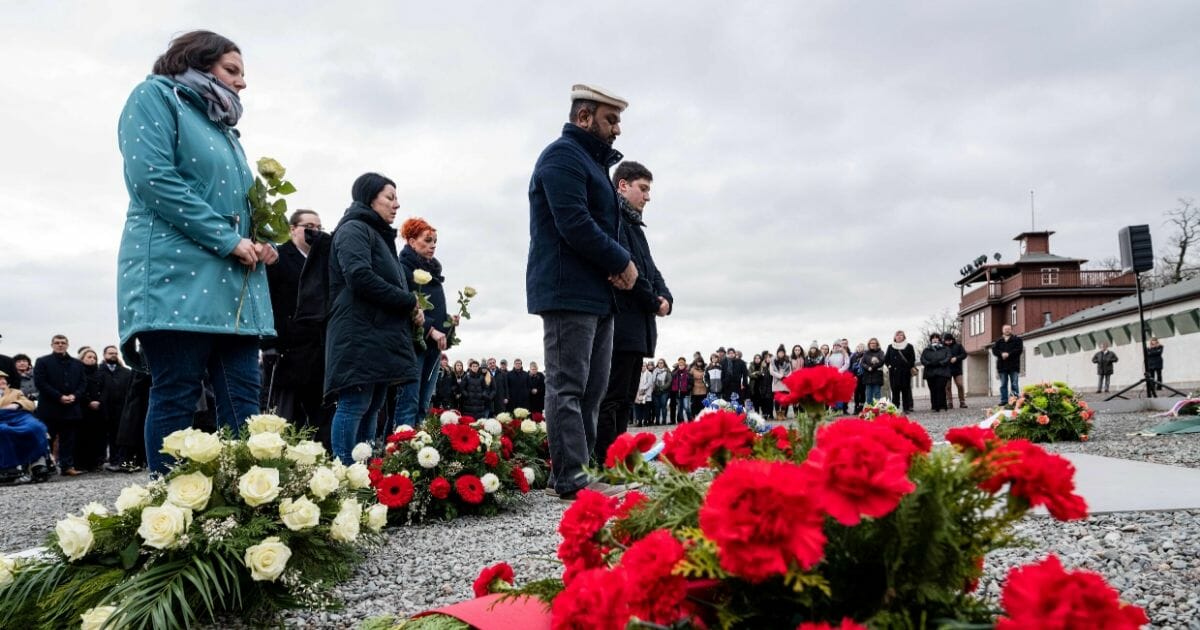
[{"left": 294, "top": 222, "right": 323, "bottom": 231}]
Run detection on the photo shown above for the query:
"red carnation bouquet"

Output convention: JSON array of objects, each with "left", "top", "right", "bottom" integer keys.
[{"left": 468, "top": 365, "right": 1142, "bottom": 629}]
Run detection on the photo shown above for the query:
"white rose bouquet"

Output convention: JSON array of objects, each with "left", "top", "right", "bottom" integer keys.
[{"left": 0, "top": 414, "right": 385, "bottom": 629}]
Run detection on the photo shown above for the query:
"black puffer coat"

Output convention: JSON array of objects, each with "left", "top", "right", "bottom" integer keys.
[
  {"left": 458, "top": 370, "right": 494, "bottom": 417},
  {"left": 324, "top": 202, "right": 418, "bottom": 397},
  {"left": 921, "top": 344, "right": 952, "bottom": 379}
]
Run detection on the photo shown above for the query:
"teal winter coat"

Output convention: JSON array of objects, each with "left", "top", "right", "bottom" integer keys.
[{"left": 116, "top": 76, "right": 274, "bottom": 354}]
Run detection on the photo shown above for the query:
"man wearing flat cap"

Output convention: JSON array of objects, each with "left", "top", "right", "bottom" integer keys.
[{"left": 526, "top": 83, "right": 638, "bottom": 501}]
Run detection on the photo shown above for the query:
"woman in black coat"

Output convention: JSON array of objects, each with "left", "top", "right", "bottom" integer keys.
[
  {"left": 457, "top": 360, "right": 494, "bottom": 418},
  {"left": 920, "top": 333, "right": 952, "bottom": 412},
  {"left": 529, "top": 362, "right": 546, "bottom": 413},
  {"left": 859, "top": 338, "right": 887, "bottom": 406},
  {"left": 75, "top": 349, "right": 106, "bottom": 471},
  {"left": 1147, "top": 337, "right": 1164, "bottom": 397},
  {"left": 884, "top": 331, "right": 917, "bottom": 413},
  {"left": 325, "top": 173, "right": 421, "bottom": 464}
]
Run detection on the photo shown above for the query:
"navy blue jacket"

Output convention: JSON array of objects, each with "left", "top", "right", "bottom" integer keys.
[{"left": 526, "top": 124, "right": 631, "bottom": 315}]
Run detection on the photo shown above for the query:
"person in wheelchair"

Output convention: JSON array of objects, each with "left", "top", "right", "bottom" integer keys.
[{"left": 0, "top": 370, "right": 53, "bottom": 484}]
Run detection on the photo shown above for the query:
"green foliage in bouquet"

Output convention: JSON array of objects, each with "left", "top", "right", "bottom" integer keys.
[
  {"left": 247, "top": 157, "right": 297, "bottom": 245},
  {"left": 993, "top": 381, "right": 1095, "bottom": 443},
  {"left": 0, "top": 415, "right": 386, "bottom": 629},
  {"left": 483, "top": 366, "right": 1122, "bottom": 629},
  {"left": 368, "top": 408, "right": 541, "bottom": 524}
]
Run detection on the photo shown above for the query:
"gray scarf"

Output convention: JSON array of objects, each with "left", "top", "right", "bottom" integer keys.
[{"left": 172, "top": 67, "right": 243, "bottom": 127}]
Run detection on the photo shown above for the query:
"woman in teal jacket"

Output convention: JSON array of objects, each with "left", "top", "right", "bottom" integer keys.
[{"left": 116, "top": 31, "right": 276, "bottom": 474}]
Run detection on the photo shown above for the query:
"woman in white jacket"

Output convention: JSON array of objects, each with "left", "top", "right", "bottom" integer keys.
[{"left": 635, "top": 362, "right": 655, "bottom": 426}]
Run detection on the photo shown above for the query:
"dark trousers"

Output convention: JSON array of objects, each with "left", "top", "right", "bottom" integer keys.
[
  {"left": 853, "top": 377, "right": 866, "bottom": 412},
  {"left": 1097, "top": 374, "right": 1111, "bottom": 393},
  {"left": 47, "top": 418, "right": 78, "bottom": 469},
  {"left": 927, "top": 375, "right": 949, "bottom": 411},
  {"left": 889, "top": 370, "right": 914, "bottom": 411},
  {"left": 691, "top": 394, "right": 706, "bottom": 417},
  {"left": 596, "top": 351, "right": 643, "bottom": 465},
  {"left": 1150, "top": 368, "right": 1163, "bottom": 396}
]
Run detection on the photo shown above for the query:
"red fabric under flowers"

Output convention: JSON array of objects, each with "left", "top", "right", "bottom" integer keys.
[
  {"left": 429, "top": 476, "right": 451, "bottom": 500},
  {"left": 472, "top": 562, "right": 515, "bottom": 598},
  {"left": 698, "top": 460, "right": 828, "bottom": 582},
  {"left": 550, "top": 567, "right": 629, "bottom": 630},
  {"left": 455, "top": 474, "right": 485, "bottom": 505},
  {"left": 661, "top": 409, "right": 756, "bottom": 472},
  {"left": 442, "top": 424, "right": 482, "bottom": 454},
  {"left": 376, "top": 474, "right": 415, "bottom": 509},
  {"left": 807, "top": 420, "right": 917, "bottom": 525},
  {"left": 997, "top": 554, "right": 1148, "bottom": 630},
  {"left": 604, "top": 432, "right": 657, "bottom": 469},
  {"left": 980, "top": 440, "right": 1088, "bottom": 521},
  {"left": 557, "top": 489, "right": 617, "bottom": 584},
  {"left": 774, "top": 365, "right": 858, "bottom": 407}
]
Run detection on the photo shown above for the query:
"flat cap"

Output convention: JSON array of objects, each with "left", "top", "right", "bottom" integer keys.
[{"left": 570, "top": 84, "right": 628, "bottom": 111}]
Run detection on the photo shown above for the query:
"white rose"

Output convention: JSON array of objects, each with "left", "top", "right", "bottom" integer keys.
[
  {"left": 439, "top": 410, "right": 460, "bottom": 426},
  {"left": 309, "top": 466, "right": 340, "bottom": 500},
  {"left": 286, "top": 440, "right": 326, "bottom": 466},
  {"left": 482, "top": 418, "right": 503, "bottom": 436},
  {"left": 351, "top": 442, "right": 373, "bottom": 463},
  {"left": 115, "top": 484, "right": 151, "bottom": 514},
  {"left": 495, "top": 412, "right": 513, "bottom": 422},
  {"left": 481, "top": 473, "right": 500, "bottom": 494},
  {"left": 0, "top": 554, "right": 15, "bottom": 590},
  {"left": 538, "top": 421, "right": 547, "bottom": 433},
  {"left": 329, "top": 459, "right": 347, "bottom": 482},
  {"left": 159, "top": 428, "right": 192, "bottom": 457},
  {"left": 80, "top": 605, "right": 117, "bottom": 630},
  {"left": 243, "top": 536, "right": 292, "bottom": 582},
  {"left": 366, "top": 503, "right": 388, "bottom": 532},
  {"left": 330, "top": 499, "right": 361, "bottom": 543},
  {"left": 55, "top": 514, "right": 94, "bottom": 561},
  {"left": 346, "top": 463, "right": 372, "bottom": 489},
  {"left": 522, "top": 467, "right": 536, "bottom": 485},
  {"left": 238, "top": 466, "right": 281, "bottom": 507},
  {"left": 246, "top": 414, "right": 289, "bottom": 435},
  {"left": 417, "top": 446, "right": 441, "bottom": 469},
  {"left": 137, "top": 503, "right": 192, "bottom": 549},
  {"left": 247, "top": 432, "right": 286, "bottom": 460},
  {"left": 513, "top": 408, "right": 530, "bottom": 419},
  {"left": 178, "top": 430, "right": 222, "bottom": 463},
  {"left": 279, "top": 496, "right": 321, "bottom": 531},
  {"left": 166, "top": 471, "right": 213, "bottom": 511},
  {"left": 520, "top": 419, "right": 538, "bottom": 434},
  {"left": 412, "top": 269, "right": 433, "bottom": 286},
  {"left": 395, "top": 424, "right": 414, "bottom": 433},
  {"left": 81, "top": 501, "right": 109, "bottom": 518}
]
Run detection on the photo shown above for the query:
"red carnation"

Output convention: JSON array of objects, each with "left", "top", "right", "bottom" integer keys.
[
  {"left": 429, "top": 406, "right": 445, "bottom": 417},
  {"left": 796, "top": 620, "right": 867, "bottom": 630},
  {"left": 807, "top": 422, "right": 917, "bottom": 525},
  {"left": 455, "top": 474, "right": 485, "bottom": 505},
  {"left": 442, "top": 424, "right": 481, "bottom": 454},
  {"left": 619, "top": 530, "right": 690, "bottom": 624},
  {"left": 774, "top": 365, "right": 857, "bottom": 407},
  {"left": 376, "top": 474, "right": 415, "bottom": 509},
  {"left": 871, "top": 414, "right": 932, "bottom": 455},
  {"left": 558, "top": 489, "right": 618, "bottom": 584},
  {"left": 604, "top": 432, "right": 657, "bottom": 469},
  {"left": 767, "top": 425, "right": 793, "bottom": 452},
  {"left": 368, "top": 457, "right": 384, "bottom": 485},
  {"left": 500, "top": 436, "right": 514, "bottom": 459},
  {"left": 484, "top": 451, "right": 500, "bottom": 468},
  {"left": 981, "top": 440, "right": 1088, "bottom": 521},
  {"left": 386, "top": 429, "right": 417, "bottom": 444},
  {"left": 997, "top": 555, "right": 1148, "bottom": 630},
  {"left": 510, "top": 466, "right": 530, "bottom": 494},
  {"left": 945, "top": 425, "right": 997, "bottom": 453},
  {"left": 615, "top": 490, "right": 649, "bottom": 519},
  {"left": 429, "top": 476, "right": 451, "bottom": 500},
  {"left": 458, "top": 414, "right": 476, "bottom": 425},
  {"left": 699, "top": 460, "right": 827, "bottom": 582},
  {"left": 550, "top": 567, "right": 629, "bottom": 630},
  {"left": 661, "top": 409, "right": 755, "bottom": 472},
  {"left": 472, "top": 562, "right": 515, "bottom": 598},
  {"left": 532, "top": 412, "right": 545, "bottom": 422}
]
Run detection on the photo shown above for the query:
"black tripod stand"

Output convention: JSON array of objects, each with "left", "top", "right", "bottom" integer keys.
[{"left": 1106, "top": 272, "right": 1187, "bottom": 400}]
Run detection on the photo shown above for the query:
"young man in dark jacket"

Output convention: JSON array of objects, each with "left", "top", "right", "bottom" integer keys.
[
  {"left": 943, "top": 334, "right": 968, "bottom": 408},
  {"left": 991, "top": 324, "right": 1024, "bottom": 405},
  {"left": 506, "top": 359, "right": 532, "bottom": 412},
  {"left": 596, "top": 160, "right": 673, "bottom": 464},
  {"left": 526, "top": 84, "right": 638, "bottom": 500},
  {"left": 34, "top": 334, "right": 87, "bottom": 475}
]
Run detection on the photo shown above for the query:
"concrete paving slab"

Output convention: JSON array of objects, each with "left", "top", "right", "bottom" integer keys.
[{"left": 1054, "top": 452, "right": 1200, "bottom": 514}]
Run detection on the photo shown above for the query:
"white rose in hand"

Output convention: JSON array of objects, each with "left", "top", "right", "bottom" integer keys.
[
  {"left": 244, "top": 536, "right": 292, "bottom": 582},
  {"left": 412, "top": 269, "right": 433, "bottom": 286}
]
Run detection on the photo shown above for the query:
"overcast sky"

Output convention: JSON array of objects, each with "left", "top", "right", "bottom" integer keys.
[{"left": 2, "top": 1, "right": 1198, "bottom": 365}]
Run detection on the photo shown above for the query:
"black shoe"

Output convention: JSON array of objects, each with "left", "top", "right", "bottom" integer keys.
[{"left": 104, "top": 463, "right": 123, "bottom": 472}]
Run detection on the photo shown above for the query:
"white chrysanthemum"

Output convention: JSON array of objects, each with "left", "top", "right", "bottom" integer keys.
[
  {"left": 115, "top": 484, "right": 150, "bottom": 514},
  {"left": 418, "top": 431, "right": 433, "bottom": 445},
  {"left": 481, "top": 473, "right": 501, "bottom": 494},
  {"left": 247, "top": 431, "right": 286, "bottom": 460},
  {"left": 520, "top": 419, "right": 538, "bottom": 434},
  {"left": 395, "top": 424, "right": 414, "bottom": 433},
  {"left": 346, "top": 463, "right": 372, "bottom": 489},
  {"left": 244, "top": 536, "right": 291, "bottom": 581},
  {"left": 366, "top": 503, "right": 388, "bottom": 532},
  {"left": 286, "top": 440, "right": 326, "bottom": 466},
  {"left": 512, "top": 408, "right": 530, "bottom": 419},
  {"left": 166, "top": 471, "right": 213, "bottom": 511},
  {"left": 238, "top": 466, "right": 281, "bottom": 507},
  {"left": 55, "top": 514, "right": 94, "bottom": 561},
  {"left": 80, "top": 605, "right": 117, "bottom": 630},
  {"left": 351, "top": 442, "right": 373, "bottom": 463},
  {"left": 279, "top": 497, "right": 321, "bottom": 531},
  {"left": 439, "top": 410, "right": 461, "bottom": 426},
  {"left": 481, "top": 418, "right": 503, "bottom": 436},
  {"left": 309, "top": 466, "right": 340, "bottom": 500},
  {"left": 522, "top": 467, "right": 536, "bottom": 485},
  {"left": 246, "top": 414, "right": 289, "bottom": 435},
  {"left": 137, "top": 503, "right": 192, "bottom": 549},
  {"left": 417, "top": 446, "right": 441, "bottom": 469}
]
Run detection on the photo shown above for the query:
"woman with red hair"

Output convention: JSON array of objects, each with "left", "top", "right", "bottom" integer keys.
[{"left": 394, "top": 217, "right": 456, "bottom": 427}]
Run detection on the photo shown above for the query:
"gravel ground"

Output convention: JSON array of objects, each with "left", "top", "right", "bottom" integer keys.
[{"left": 4, "top": 400, "right": 1198, "bottom": 629}]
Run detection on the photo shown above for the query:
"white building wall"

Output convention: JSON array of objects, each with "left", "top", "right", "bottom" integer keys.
[{"left": 1023, "top": 296, "right": 1200, "bottom": 393}]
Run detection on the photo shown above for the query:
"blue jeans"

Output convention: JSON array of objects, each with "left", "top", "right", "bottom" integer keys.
[
  {"left": 653, "top": 391, "right": 669, "bottom": 423},
  {"left": 998, "top": 371, "right": 1020, "bottom": 405},
  {"left": 393, "top": 343, "right": 440, "bottom": 429},
  {"left": 542, "top": 311, "right": 613, "bottom": 496},
  {"left": 140, "top": 331, "right": 260, "bottom": 475},
  {"left": 864, "top": 384, "right": 883, "bottom": 405},
  {"left": 332, "top": 383, "right": 388, "bottom": 465}
]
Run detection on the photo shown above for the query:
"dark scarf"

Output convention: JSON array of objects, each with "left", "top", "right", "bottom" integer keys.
[
  {"left": 618, "top": 194, "right": 644, "bottom": 227},
  {"left": 400, "top": 245, "right": 444, "bottom": 284},
  {"left": 172, "top": 68, "right": 243, "bottom": 127}
]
